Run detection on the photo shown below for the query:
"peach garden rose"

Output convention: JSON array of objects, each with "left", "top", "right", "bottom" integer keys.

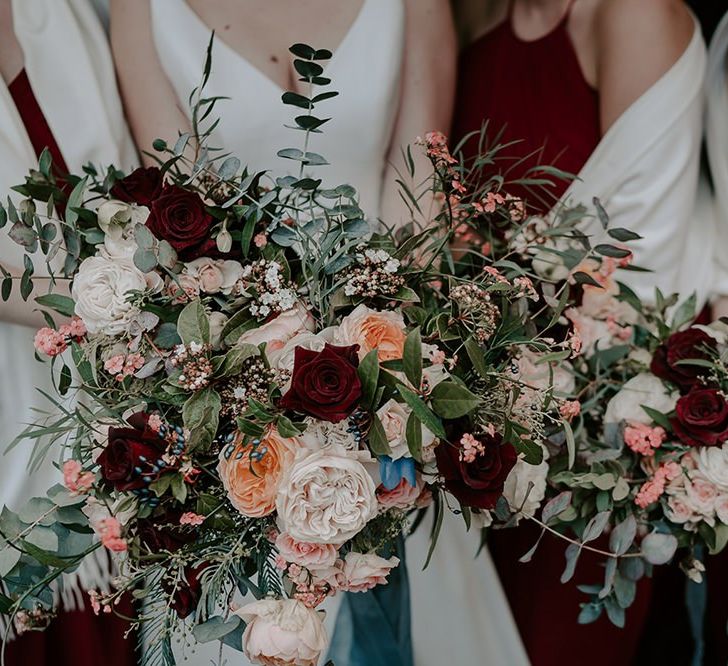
[
  {"left": 334, "top": 304, "right": 406, "bottom": 362},
  {"left": 218, "top": 427, "right": 298, "bottom": 518}
]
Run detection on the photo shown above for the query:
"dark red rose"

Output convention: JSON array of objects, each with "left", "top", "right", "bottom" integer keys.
[
  {"left": 651, "top": 328, "right": 716, "bottom": 392},
  {"left": 435, "top": 432, "right": 517, "bottom": 510},
  {"left": 110, "top": 167, "right": 164, "bottom": 207},
  {"left": 146, "top": 184, "right": 216, "bottom": 260},
  {"left": 97, "top": 412, "right": 166, "bottom": 491},
  {"left": 670, "top": 388, "right": 728, "bottom": 447},
  {"left": 166, "top": 563, "right": 208, "bottom": 619},
  {"left": 137, "top": 512, "right": 195, "bottom": 553},
  {"left": 279, "top": 344, "right": 362, "bottom": 423}
]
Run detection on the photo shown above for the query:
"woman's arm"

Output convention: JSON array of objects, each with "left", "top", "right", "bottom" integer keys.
[
  {"left": 596, "top": 0, "right": 693, "bottom": 134},
  {"left": 110, "top": 0, "right": 192, "bottom": 164},
  {"left": 380, "top": 0, "right": 457, "bottom": 230}
]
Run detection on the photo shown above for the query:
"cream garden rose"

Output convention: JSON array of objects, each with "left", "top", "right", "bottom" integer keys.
[
  {"left": 238, "top": 302, "right": 315, "bottom": 357},
  {"left": 604, "top": 373, "right": 679, "bottom": 425},
  {"left": 276, "top": 449, "right": 378, "bottom": 544},
  {"left": 185, "top": 258, "right": 243, "bottom": 295},
  {"left": 376, "top": 399, "right": 436, "bottom": 460},
  {"left": 235, "top": 599, "right": 327, "bottom": 666},
  {"left": 72, "top": 255, "right": 147, "bottom": 335}
]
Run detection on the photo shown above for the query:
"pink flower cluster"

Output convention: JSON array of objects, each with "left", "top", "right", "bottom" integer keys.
[
  {"left": 635, "top": 461, "right": 682, "bottom": 508},
  {"left": 34, "top": 318, "right": 87, "bottom": 357},
  {"left": 179, "top": 512, "right": 205, "bottom": 526},
  {"left": 460, "top": 432, "right": 485, "bottom": 463},
  {"left": 624, "top": 422, "right": 666, "bottom": 456},
  {"left": 62, "top": 460, "right": 94, "bottom": 495},
  {"left": 559, "top": 400, "right": 581, "bottom": 422},
  {"left": 104, "top": 352, "right": 145, "bottom": 380},
  {"left": 97, "top": 517, "right": 127, "bottom": 552}
]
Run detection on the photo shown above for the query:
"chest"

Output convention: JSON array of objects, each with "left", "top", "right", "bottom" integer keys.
[{"left": 186, "top": 0, "right": 366, "bottom": 93}]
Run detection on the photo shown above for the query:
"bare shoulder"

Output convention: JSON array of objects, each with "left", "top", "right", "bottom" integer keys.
[
  {"left": 595, "top": 0, "right": 695, "bottom": 131},
  {"left": 596, "top": 0, "right": 694, "bottom": 62}
]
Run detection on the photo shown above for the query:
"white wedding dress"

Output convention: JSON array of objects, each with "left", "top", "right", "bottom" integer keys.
[{"left": 150, "top": 1, "right": 529, "bottom": 664}]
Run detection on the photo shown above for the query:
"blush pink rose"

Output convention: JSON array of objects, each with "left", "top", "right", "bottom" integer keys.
[
  {"left": 715, "top": 495, "right": 728, "bottom": 524},
  {"left": 376, "top": 477, "right": 424, "bottom": 511},
  {"left": 275, "top": 533, "right": 339, "bottom": 572},
  {"left": 235, "top": 599, "right": 327, "bottom": 666},
  {"left": 238, "top": 302, "right": 315, "bottom": 357},
  {"left": 334, "top": 304, "right": 406, "bottom": 362},
  {"left": 341, "top": 552, "right": 399, "bottom": 593}
]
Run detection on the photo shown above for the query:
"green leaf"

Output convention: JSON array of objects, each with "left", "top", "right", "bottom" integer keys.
[
  {"left": 217, "top": 157, "right": 241, "bottom": 180},
  {"left": 289, "top": 43, "right": 317, "bottom": 59},
  {"left": 192, "top": 616, "right": 242, "bottom": 644},
  {"left": 593, "top": 197, "right": 609, "bottom": 229},
  {"left": 1, "top": 278, "right": 10, "bottom": 301},
  {"left": 424, "top": 492, "right": 444, "bottom": 569},
  {"left": 594, "top": 244, "right": 632, "bottom": 259},
  {"left": 607, "top": 227, "right": 642, "bottom": 242},
  {"left": 541, "top": 491, "right": 572, "bottom": 524},
  {"left": 429, "top": 381, "right": 479, "bottom": 419},
  {"left": 64, "top": 177, "right": 87, "bottom": 227},
  {"left": 641, "top": 405, "right": 671, "bottom": 430},
  {"left": 183, "top": 387, "right": 221, "bottom": 450},
  {"left": 397, "top": 385, "right": 446, "bottom": 438},
  {"left": 463, "top": 337, "right": 488, "bottom": 377},
  {"left": 294, "top": 115, "right": 330, "bottom": 131},
  {"left": 368, "top": 413, "right": 392, "bottom": 456},
  {"left": 276, "top": 415, "right": 303, "bottom": 439},
  {"left": 405, "top": 411, "right": 423, "bottom": 461},
  {"left": 403, "top": 327, "right": 422, "bottom": 389},
  {"left": 59, "top": 363, "right": 72, "bottom": 396},
  {"left": 357, "top": 350, "right": 380, "bottom": 410},
  {"left": 293, "top": 59, "right": 324, "bottom": 79},
  {"left": 640, "top": 532, "right": 677, "bottom": 565},
  {"left": 35, "top": 294, "right": 75, "bottom": 317},
  {"left": 154, "top": 322, "right": 182, "bottom": 349},
  {"left": 216, "top": 344, "right": 259, "bottom": 378},
  {"left": 609, "top": 515, "right": 637, "bottom": 556},
  {"left": 280, "top": 92, "right": 311, "bottom": 109},
  {"left": 133, "top": 248, "right": 158, "bottom": 273},
  {"left": 177, "top": 300, "right": 210, "bottom": 345},
  {"left": 573, "top": 271, "right": 604, "bottom": 289},
  {"left": 563, "top": 419, "right": 576, "bottom": 469},
  {"left": 169, "top": 474, "right": 188, "bottom": 504}
]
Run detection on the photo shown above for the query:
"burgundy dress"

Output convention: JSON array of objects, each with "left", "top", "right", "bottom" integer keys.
[
  {"left": 452, "top": 3, "right": 600, "bottom": 211},
  {"left": 4, "top": 70, "right": 136, "bottom": 666},
  {"left": 451, "top": 7, "right": 656, "bottom": 666}
]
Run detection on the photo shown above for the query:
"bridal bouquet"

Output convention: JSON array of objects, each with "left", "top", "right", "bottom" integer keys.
[
  {"left": 527, "top": 251, "right": 728, "bottom": 626},
  {"left": 0, "top": 43, "right": 622, "bottom": 664}
]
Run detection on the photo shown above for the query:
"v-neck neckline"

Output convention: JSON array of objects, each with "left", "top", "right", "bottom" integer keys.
[{"left": 180, "top": 0, "right": 371, "bottom": 96}]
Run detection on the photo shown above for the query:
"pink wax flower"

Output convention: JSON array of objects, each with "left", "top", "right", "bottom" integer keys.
[
  {"left": 98, "top": 517, "right": 127, "bottom": 552},
  {"left": 179, "top": 512, "right": 205, "bottom": 526},
  {"left": 62, "top": 460, "right": 94, "bottom": 495},
  {"left": 253, "top": 233, "right": 268, "bottom": 248},
  {"left": 560, "top": 401, "right": 581, "bottom": 422},
  {"left": 34, "top": 327, "right": 67, "bottom": 357},
  {"left": 624, "top": 422, "right": 666, "bottom": 456}
]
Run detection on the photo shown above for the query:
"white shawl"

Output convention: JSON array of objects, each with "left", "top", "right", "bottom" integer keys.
[
  {"left": 0, "top": 0, "right": 137, "bottom": 611},
  {"left": 564, "top": 20, "right": 711, "bottom": 306},
  {"left": 706, "top": 11, "right": 728, "bottom": 297}
]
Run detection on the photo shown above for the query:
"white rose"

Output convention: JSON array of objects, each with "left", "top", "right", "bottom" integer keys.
[
  {"left": 96, "top": 200, "right": 149, "bottom": 235},
  {"left": 604, "top": 373, "right": 678, "bottom": 425},
  {"left": 72, "top": 255, "right": 147, "bottom": 335},
  {"left": 208, "top": 312, "right": 228, "bottom": 350},
  {"left": 503, "top": 454, "right": 549, "bottom": 520},
  {"left": 715, "top": 495, "right": 728, "bottom": 524},
  {"left": 665, "top": 494, "right": 699, "bottom": 527},
  {"left": 234, "top": 599, "right": 327, "bottom": 666},
  {"left": 276, "top": 449, "right": 378, "bottom": 544},
  {"left": 693, "top": 444, "right": 728, "bottom": 493},
  {"left": 376, "top": 399, "right": 436, "bottom": 461},
  {"left": 299, "top": 417, "right": 360, "bottom": 455},
  {"left": 683, "top": 475, "right": 718, "bottom": 521}
]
